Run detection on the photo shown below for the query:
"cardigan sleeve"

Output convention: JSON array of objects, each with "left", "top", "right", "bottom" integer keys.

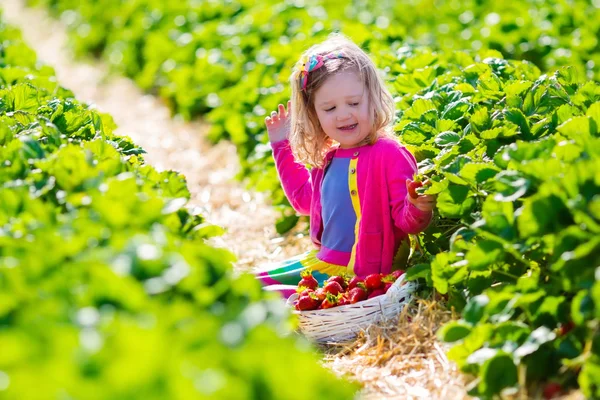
[
  {"left": 385, "top": 144, "right": 433, "bottom": 234},
  {"left": 271, "top": 139, "right": 312, "bottom": 216}
]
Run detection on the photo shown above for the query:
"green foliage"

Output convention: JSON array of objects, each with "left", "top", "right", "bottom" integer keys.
[
  {"left": 23, "top": 0, "right": 600, "bottom": 396},
  {"left": 30, "top": 0, "right": 600, "bottom": 228},
  {"left": 0, "top": 17, "right": 359, "bottom": 399},
  {"left": 390, "top": 50, "right": 599, "bottom": 397}
]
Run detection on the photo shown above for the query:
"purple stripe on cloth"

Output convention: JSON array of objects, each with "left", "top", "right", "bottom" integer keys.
[
  {"left": 263, "top": 284, "right": 298, "bottom": 299},
  {"left": 317, "top": 245, "right": 351, "bottom": 266}
]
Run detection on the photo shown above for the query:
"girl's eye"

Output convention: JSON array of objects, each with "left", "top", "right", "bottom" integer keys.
[
  {"left": 350, "top": 102, "right": 359, "bottom": 106},
  {"left": 325, "top": 106, "right": 335, "bottom": 112}
]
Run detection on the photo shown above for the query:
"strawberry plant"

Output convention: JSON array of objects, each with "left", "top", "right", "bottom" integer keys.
[
  {"left": 0, "top": 18, "right": 359, "bottom": 399},
  {"left": 389, "top": 48, "right": 600, "bottom": 398}
]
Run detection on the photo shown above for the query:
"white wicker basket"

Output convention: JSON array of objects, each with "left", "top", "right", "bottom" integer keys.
[{"left": 286, "top": 275, "right": 416, "bottom": 343}]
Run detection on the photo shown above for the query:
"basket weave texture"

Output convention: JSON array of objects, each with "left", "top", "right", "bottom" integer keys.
[{"left": 286, "top": 275, "right": 416, "bottom": 343}]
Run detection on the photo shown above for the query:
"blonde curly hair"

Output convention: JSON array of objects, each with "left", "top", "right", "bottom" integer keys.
[{"left": 288, "top": 34, "right": 395, "bottom": 168}]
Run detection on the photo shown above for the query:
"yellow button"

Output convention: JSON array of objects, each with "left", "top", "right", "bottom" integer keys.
[
  {"left": 351, "top": 190, "right": 357, "bottom": 196},
  {"left": 350, "top": 168, "right": 356, "bottom": 174},
  {"left": 353, "top": 151, "right": 359, "bottom": 156}
]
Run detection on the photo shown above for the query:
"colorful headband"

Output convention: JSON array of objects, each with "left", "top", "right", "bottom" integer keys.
[{"left": 295, "top": 51, "right": 345, "bottom": 91}]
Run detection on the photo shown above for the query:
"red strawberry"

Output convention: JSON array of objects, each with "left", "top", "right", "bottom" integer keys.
[
  {"left": 383, "top": 282, "right": 393, "bottom": 293},
  {"left": 365, "top": 273, "right": 383, "bottom": 291},
  {"left": 298, "top": 269, "right": 318, "bottom": 290},
  {"left": 542, "top": 382, "right": 562, "bottom": 399},
  {"left": 337, "top": 296, "right": 350, "bottom": 306},
  {"left": 348, "top": 287, "right": 368, "bottom": 304},
  {"left": 297, "top": 288, "right": 314, "bottom": 298},
  {"left": 323, "top": 281, "right": 343, "bottom": 296},
  {"left": 326, "top": 275, "right": 347, "bottom": 290},
  {"left": 348, "top": 275, "right": 364, "bottom": 290},
  {"left": 368, "top": 288, "right": 385, "bottom": 299},
  {"left": 407, "top": 180, "right": 423, "bottom": 199},
  {"left": 295, "top": 294, "right": 320, "bottom": 311},
  {"left": 320, "top": 293, "right": 339, "bottom": 309},
  {"left": 390, "top": 269, "right": 405, "bottom": 279},
  {"left": 559, "top": 321, "right": 575, "bottom": 336},
  {"left": 313, "top": 288, "right": 327, "bottom": 301}
]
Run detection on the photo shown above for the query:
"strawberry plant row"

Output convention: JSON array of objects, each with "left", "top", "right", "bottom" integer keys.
[
  {"left": 31, "top": 0, "right": 600, "bottom": 231},
  {"left": 388, "top": 48, "right": 600, "bottom": 398},
  {"left": 0, "top": 17, "right": 358, "bottom": 399}
]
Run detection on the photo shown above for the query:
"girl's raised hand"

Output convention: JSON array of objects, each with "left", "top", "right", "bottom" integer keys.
[
  {"left": 406, "top": 179, "right": 437, "bottom": 212},
  {"left": 265, "top": 101, "right": 291, "bottom": 143}
]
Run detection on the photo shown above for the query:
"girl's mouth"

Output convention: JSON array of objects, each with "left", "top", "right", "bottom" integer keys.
[{"left": 338, "top": 123, "right": 358, "bottom": 131}]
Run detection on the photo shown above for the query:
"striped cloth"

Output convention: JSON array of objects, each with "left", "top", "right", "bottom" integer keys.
[{"left": 254, "top": 250, "right": 349, "bottom": 299}]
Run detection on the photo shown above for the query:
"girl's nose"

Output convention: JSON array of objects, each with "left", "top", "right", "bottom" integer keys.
[{"left": 336, "top": 111, "right": 351, "bottom": 121}]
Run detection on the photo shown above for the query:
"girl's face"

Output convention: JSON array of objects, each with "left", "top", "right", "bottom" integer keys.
[{"left": 313, "top": 71, "right": 372, "bottom": 149}]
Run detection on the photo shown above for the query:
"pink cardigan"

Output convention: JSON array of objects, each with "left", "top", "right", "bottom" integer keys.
[{"left": 272, "top": 136, "right": 433, "bottom": 277}]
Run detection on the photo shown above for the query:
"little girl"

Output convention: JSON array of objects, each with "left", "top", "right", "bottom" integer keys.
[{"left": 256, "top": 34, "right": 436, "bottom": 299}]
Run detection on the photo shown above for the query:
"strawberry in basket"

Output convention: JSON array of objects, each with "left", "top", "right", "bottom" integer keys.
[
  {"left": 295, "top": 292, "right": 321, "bottom": 311},
  {"left": 293, "top": 270, "right": 408, "bottom": 311},
  {"left": 298, "top": 269, "right": 319, "bottom": 290}
]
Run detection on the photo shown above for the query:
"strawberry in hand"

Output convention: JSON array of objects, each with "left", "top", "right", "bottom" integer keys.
[
  {"left": 406, "top": 177, "right": 436, "bottom": 212},
  {"left": 407, "top": 180, "right": 423, "bottom": 199}
]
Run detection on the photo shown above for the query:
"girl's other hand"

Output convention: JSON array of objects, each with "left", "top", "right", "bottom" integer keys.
[
  {"left": 265, "top": 100, "right": 291, "bottom": 143},
  {"left": 406, "top": 179, "right": 436, "bottom": 212}
]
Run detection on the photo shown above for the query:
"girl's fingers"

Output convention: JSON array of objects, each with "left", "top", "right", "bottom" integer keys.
[{"left": 278, "top": 103, "right": 286, "bottom": 117}]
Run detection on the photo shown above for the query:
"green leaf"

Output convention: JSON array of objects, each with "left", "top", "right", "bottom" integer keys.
[
  {"left": 436, "top": 183, "right": 476, "bottom": 218},
  {"left": 479, "top": 127, "right": 502, "bottom": 140},
  {"left": 513, "top": 326, "right": 556, "bottom": 360},
  {"left": 459, "top": 163, "right": 500, "bottom": 184},
  {"left": 504, "top": 108, "right": 530, "bottom": 138},
  {"left": 431, "top": 252, "right": 466, "bottom": 294},
  {"left": 464, "top": 294, "right": 490, "bottom": 324},
  {"left": 493, "top": 171, "right": 531, "bottom": 202},
  {"left": 479, "top": 353, "right": 518, "bottom": 396},
  {"left": 439, "top": 321, "right": 472, "bottom": 343},
  {"left": 586, "top": 102, "right": 600, "bottom": 128},
  {"left": 465, "top": 240, "right": 504, "bottom": 271},
  {"left": 434, "top": 131, "right": 461, "bottom": 147},
  {"left": 571, "top": 290, "right": 594, "bottom": 325},
  {"left": 275, "top": 213, "right": 299, "bottom": 234},
  {"left": 441, "top": 99, "right": 472, "bottom": 121},
  {"left": 404, "top": 98, "right": 437, "bottom": 120},
  {"left": 517, "top": 194, "right": 572, "bottom": 238},
  {"left": 580, "top": 357, "right": 600, "bottom": 399},
  {"left": 557, "top": 116, "right": 598, "bottom": 139},
  {"left": 401, "top": 122, "right": 435, "bottom": 145},
  {"left": 504, "top": 81, "right": 532, "bottom": 98},
  {"left": 10, "top": 82, "right": 40, "bottom": 112},
  {"left": 405, "top": 263, "right": 431, "bottom": 281},
  {"left": 470, "top": 106, "right": 491, "bottom": 133}
]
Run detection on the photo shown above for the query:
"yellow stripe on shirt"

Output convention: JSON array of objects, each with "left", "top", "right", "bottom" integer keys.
[{"left": 347, "top": 156, "right": 361, "bottom": 274}]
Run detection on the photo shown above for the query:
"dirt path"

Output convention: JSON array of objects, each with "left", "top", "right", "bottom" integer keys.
[
  {"left": 0, "top": 2, "right": 475, "bottom": 398},
  {"left": 0, "top": 0, "right": 310, "bottom": 271}
]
